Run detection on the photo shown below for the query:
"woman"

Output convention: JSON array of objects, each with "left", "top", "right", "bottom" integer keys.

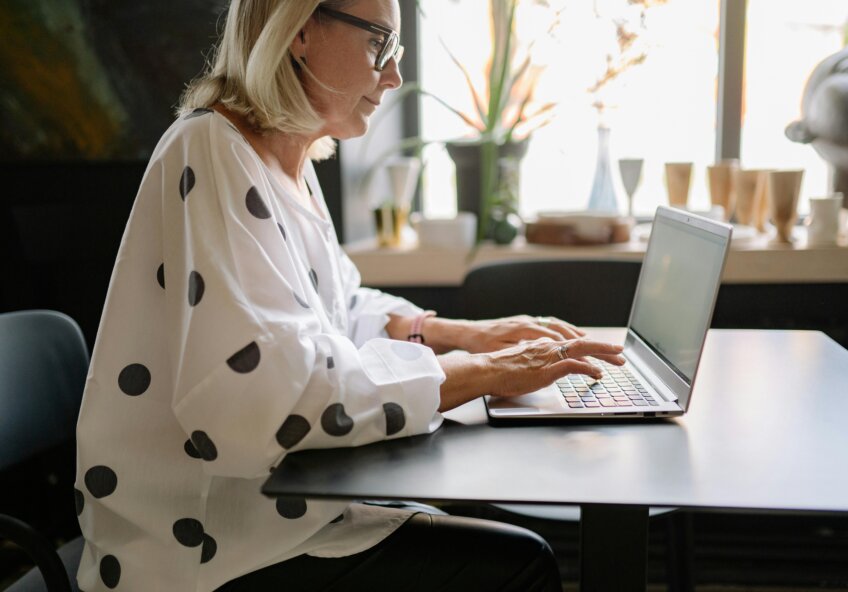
[{"left": 75, "top": 0, "right": 625, "bottom": 590}]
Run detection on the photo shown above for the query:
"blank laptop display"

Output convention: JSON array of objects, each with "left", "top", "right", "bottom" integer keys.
[{"left": 485, "top": 206, "right": 732, "bottom": 422}]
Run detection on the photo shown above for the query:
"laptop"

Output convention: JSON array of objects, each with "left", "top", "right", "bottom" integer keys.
[{"left": 485, "top": 206, "right": 732, "bottom": 422}]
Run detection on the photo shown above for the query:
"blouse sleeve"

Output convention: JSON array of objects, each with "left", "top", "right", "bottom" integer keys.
[
  {"left": 337, "top": 250, "right": 425, "bottom": 348},
  {"left": 158, "top": 126, "right": 444, "bottom": 480}
]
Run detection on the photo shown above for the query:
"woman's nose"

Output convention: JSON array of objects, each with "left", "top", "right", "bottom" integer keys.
[{"left": 381, "top": 58, "right": 403, "bottom": 89}]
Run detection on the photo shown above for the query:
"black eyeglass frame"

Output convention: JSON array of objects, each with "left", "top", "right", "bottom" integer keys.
[{"left": 315, "top": 6, "right": 404, "bottom": 71}]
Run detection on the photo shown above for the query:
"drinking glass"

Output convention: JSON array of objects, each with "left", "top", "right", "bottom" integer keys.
[{"left": 618, "top": 159, "right": 644, "bottom": 218}]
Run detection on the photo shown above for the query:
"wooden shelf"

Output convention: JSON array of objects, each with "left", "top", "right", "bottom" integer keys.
[{"left": 345, "top": 230, "right": 848, "bottom": 287}]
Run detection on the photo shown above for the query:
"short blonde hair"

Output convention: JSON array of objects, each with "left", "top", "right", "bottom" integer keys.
[{"left": 178, "top": 0, "right": 355, "bottom": 160}]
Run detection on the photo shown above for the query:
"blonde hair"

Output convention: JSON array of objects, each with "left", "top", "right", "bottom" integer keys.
[{"left": 178, "top": 0, "right": 355, "bottom": 160}]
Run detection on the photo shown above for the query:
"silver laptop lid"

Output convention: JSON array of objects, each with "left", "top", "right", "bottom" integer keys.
[{"left": 624, "top": 206, "right": 732, "bottom": 412}]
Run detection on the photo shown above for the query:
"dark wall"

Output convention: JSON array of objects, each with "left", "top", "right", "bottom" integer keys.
[
  {"left": 0, "top": 161, "right": 343, "bottom": 351},
  {"left": 0, "top": 0, "right": 421, "bottom": 347}
]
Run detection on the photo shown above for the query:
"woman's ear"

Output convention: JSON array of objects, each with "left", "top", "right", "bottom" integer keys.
[{"left": 290, "top": 28, "right": 307, "bottom": 61}]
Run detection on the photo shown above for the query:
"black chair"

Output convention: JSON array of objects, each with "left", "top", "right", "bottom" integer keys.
[
  {"left": 461, "top": 259, "right": 642, "bottom": 325},
  {"left": 460, "top": 259, "right": 695, "bottom": 592},
  {"left": 0, "top": 310, "right": 88, "bottom": 592}
]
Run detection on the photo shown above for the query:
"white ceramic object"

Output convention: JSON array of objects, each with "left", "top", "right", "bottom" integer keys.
[
  {"left": 413, "top": 213, "right": 477, "bottom": 249},
  {"left": 385, "top": 157, "right": 421, "bottom": 209},
  {"left": 805, "top": 194, "right": 843, "bottom": 246}
]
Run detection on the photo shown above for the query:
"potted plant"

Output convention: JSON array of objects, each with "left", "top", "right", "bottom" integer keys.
[
  {"left": 440, "top": 0, "right": 559, "bottom": 240},
  {"left": 364, "top": 0, "right": 559, "bottom": 243}
]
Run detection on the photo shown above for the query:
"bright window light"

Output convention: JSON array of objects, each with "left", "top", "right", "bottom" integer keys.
[{"left": 419, "top": 1, "right": 846, "bottom": 219}]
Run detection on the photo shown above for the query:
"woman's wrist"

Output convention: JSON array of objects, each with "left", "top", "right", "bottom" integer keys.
[
  {"left": 385, "top": 314, "right": 475, "bottom": 353},
  {"left": 422, "top": 317, "right": 475, "bottom": 353},
  {"left": 437, "top": 351, "right": 493, "bottom": 412}
]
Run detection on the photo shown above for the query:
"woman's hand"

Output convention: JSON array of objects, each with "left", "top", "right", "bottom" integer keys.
[
  {"left": 457, "top": 315, "right": 586, "bottom": 354},
  {"left": 438, "top": 338, "right": 625, "bottom": 412}
]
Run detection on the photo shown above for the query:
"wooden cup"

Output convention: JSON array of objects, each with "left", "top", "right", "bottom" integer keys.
[
  {"left": 766, "top": 169, "right": 805, "bottom": 244},
  {"left": 707, "top": 160, "right": 738, "bottom": 221},
  {"left": 665, "top": 162, "right": 693, "bottom": 208},
  {"left": 733, "top": 169, "right": 767, "bottom": 227},
  {"left": 753, "top": 169, "right": 775, "bottom": 232}
]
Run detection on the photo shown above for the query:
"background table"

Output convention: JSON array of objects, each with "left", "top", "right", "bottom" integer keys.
[{"left": 264, "top": 329, "right": 848, "bottom": 591}]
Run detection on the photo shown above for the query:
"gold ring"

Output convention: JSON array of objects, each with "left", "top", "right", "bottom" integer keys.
[
  {"left": 556, "top": 344, "right": 569, "bottom": 360},
  {"left": 537, "top": 316, "right": 551, "bottom": 328}
]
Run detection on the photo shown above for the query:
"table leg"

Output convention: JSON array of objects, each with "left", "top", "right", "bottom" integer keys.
[{"left": 579, "top": 504, "right": 649, "bottom": 592}]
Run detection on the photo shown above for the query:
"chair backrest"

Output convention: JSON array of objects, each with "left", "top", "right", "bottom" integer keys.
[
  {"left": 0, "top": 310, "right": 89, "bottom": 471},
  {"left": 461, "top": 259, "right": 642, "bottom": 326}
]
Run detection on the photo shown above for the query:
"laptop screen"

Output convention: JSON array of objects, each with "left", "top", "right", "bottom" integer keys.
[{"left": 628, "top": 213, "right": 728, "bottom": 382}]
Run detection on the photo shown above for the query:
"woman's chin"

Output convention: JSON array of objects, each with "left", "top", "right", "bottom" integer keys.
[{"left": 326, "top": 119, "right": 370, "bottom": 141}]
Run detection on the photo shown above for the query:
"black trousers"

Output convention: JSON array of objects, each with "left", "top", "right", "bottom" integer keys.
[{"left": 217, "top": 513, "right": 562, "bottom": 592}]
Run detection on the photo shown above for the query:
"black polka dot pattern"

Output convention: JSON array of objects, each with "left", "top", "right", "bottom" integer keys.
[
  {"left": 246, "top": 186, "right": 272, "bottom": 219},
  {"left": 190, "top": 431, "right": 218, "bottom": 461},
  {"left": 100, "top": 555, "right": 121, "bottom": 589},
  {"left": 74, "top": 488, "right": 84, "bottom": 516},
  {"left": 118, "top": 363, "right": 150, "bottom": 396},
  {"left": 85, "top": 466, "right": 117, "bottom": 499},
  {"left": 173, "top": 518, "right": 205, "bottom": 547},
  {"left": 321, "top": 403, "right": 354, "bottom": 437},
  {"left": 201, "top": 534, "right": 217, "bottom": 563},
  {"left": 308, "top": 268, "right": 318, "bottom": 292},
  {"left": 157, "top": 263, "right": 165, "bottom": 289},
  {"left": 226, "top": 341, "right": 260, "bottom": 373},
  {"left": 276, "top": 415, "right": 311, "bottom": 449},
  {"left": 383, "top": 403, "right": 406, "bottom": 436},
  {"left": 275, "top": 497, "right": 307, "bottom": 519},
  {"left": 179, "top": 166, "right": 195, "bottom": 201},
  {"left": 184, "top": 439, "right": 202, "bottom": 459},
  {"left": 188, "top": 271, "right": 205, "bottom": 306},
  {"left": 174, "top": 518, "right": 218, "bottom": 564},
  {"left": 185, "top": 107, "right": 213, "bottom": 119},
  {"left": 327, "top": 356, "right": 335, "bottom": 370},
  {"left": 293, "top": 291, "right": 310, "bottom": 308},
  {"left": 278, "top": 222, "right": 287, "bottom": 241}
]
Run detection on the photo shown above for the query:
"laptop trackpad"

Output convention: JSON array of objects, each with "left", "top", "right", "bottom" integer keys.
[{"left": 486, "top": 385, "right": 564, "bottom": 414}]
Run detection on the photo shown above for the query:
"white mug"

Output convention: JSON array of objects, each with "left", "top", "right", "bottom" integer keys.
[{"left": 805, "top": 194, "right": 842, "bottom": 247}]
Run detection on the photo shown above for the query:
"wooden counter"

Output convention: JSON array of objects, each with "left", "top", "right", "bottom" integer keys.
[{"left": 345, "top": 229, "right": 848, "bottom": 287}]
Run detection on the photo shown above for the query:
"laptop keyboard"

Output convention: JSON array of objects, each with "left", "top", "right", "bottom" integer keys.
[{"left": 556, "top": 362, "right": 660, "bottom": 409}]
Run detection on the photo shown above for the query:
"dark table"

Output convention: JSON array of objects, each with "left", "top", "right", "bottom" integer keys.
[{"left": 263, "top": 329, "right": 848, "bottom": 591}]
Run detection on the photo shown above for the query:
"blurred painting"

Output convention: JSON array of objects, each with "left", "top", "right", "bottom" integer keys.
[{"left": 0, "top": 0, "right": 229, "bottom": 160}]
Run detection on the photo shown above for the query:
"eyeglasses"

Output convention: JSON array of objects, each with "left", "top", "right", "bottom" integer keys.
[{"left": 316, "top": 6, "right": 404, "bottom": 72}]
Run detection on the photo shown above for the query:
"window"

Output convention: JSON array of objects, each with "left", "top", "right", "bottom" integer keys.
[
  {"left": 418, "top": 0, "right": 846, "bottom": 219},
  {"left": 741, "top": 0, "right": 847, "bottom": 214}
]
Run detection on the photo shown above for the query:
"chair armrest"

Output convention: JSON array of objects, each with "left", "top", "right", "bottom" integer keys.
[{"left": 0, "top": 514, "right": 72, "bottom": 592}]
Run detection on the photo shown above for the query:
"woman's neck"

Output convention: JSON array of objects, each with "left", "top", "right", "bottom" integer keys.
[{"left": 212, "top": 104, "right": 314, "bottom": 181}]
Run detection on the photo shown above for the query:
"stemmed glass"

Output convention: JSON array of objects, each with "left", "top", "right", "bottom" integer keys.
[{"left": 618, "top": 158, "right": 644, "bottom": 218}]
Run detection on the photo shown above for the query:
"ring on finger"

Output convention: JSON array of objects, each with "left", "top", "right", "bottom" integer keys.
[
  {"left": 556, "top": 344, "right": 569, "bottom": 360},
  {"left": 537, "top": 316, "right": 552, "bottom": 328}
]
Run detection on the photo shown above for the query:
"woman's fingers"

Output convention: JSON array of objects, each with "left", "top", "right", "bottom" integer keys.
[
  {"left": 591, "top": 353, "right": 627, "bottom": 365},
  {"left": 556, "top": 321, "right": 586, "bottom": 340},
  {"left": 561, "top": 339, "right": 623, "bottom": 360},
  {"left": 555, "top": 358, "right": 603, "bottom": 379},
  {"left": 535, "top": 316, "right": 586, "bottom": 340}
]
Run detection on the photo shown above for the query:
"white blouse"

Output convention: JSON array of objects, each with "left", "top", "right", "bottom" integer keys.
[{"left": 74, "top": 109, "right": 445, "bottom": 591}]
